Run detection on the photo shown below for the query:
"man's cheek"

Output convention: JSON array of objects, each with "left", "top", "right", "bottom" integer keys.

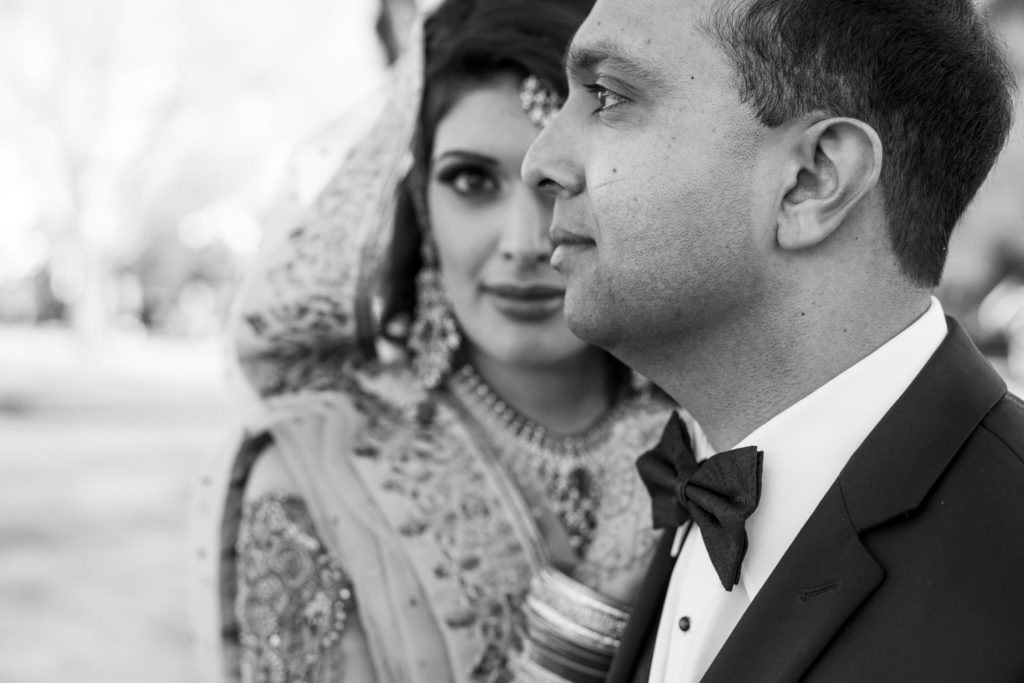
[{"left": 588, "top": 168, "right": 636, "bottom": 223}]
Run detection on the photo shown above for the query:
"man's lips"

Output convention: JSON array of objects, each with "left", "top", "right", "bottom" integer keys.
[{"left": 550, "top": 225, "right": 595, "bottom": 248}]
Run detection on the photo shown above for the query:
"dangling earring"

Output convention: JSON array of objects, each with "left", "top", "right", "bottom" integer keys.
[{"left": 408, "top": 240, "right": 461, "bottom": 389}]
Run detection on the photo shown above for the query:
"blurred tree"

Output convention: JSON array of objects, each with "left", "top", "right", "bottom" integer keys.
[
  {"left": 0, "top": 0, "right": 383, "bottom": 341},
  {"left": 0, "top": 1, "right": 188, "bottom": 342}
]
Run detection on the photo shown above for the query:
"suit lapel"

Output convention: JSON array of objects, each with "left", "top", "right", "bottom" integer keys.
[
  {"left": 704, "top": 319, "right": 1006, "bottom": 682},
  {"left": 703, "top": 484, "right": 883, "bottom": 682}
]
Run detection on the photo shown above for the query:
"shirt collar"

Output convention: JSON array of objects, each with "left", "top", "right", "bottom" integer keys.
[{"left": 730, "top": 298, "right": 948, "bottom": 599}]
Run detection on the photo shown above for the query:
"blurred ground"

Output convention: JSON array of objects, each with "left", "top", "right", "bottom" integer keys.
[{"left": 0, "top": 327, "right": 236, "bottom": 683}]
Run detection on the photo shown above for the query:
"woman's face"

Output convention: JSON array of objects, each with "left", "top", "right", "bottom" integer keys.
[{"left": 427, "top": 73, "right": 591, "bottom": 370}]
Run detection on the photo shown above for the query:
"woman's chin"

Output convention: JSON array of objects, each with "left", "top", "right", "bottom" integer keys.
[{"left": 468, "top": 330, "right": 592, "bottom": 371}]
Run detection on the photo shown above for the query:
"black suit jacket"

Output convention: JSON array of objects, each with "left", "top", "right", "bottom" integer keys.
[{"left": 609, "top": 319, "right": 1024, "bottom": 682}]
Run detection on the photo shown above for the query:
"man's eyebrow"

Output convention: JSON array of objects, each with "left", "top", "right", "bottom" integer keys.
[{"left": 564, "top": 39, "right": 666, "bottom": 88}]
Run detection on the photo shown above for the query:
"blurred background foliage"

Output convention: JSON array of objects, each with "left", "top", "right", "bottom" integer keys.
[
  {"left": 0, "top": 0, "right": 412, "bottom": 341},
  {"left": 935, "top": 0, "right": 1024, "bottom": 370}
]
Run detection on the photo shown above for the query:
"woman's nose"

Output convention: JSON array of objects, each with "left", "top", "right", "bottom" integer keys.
[{"left": 498, "top": 186, "right": 553, "bottom": 266}]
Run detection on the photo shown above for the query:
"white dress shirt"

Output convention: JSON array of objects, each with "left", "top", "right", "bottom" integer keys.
[{"left": 648, "top": 298, "right": 949, "bottom": 682}]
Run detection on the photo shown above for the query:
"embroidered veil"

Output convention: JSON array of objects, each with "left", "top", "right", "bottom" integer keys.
[{"left": 229, "top": 20, "right": 422, "bottom": 404}]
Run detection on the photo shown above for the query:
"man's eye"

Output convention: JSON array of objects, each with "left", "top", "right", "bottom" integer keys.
[
  {"left": 584, "top": 84, "right": 627, "bottom": 113},
  {"left": 438, "top": 167, "right": 499, "bottom": 197}
]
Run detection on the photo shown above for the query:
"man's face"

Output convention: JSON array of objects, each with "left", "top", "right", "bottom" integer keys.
[{"left": 523, "top": 0, "right": 777, "bottom": 359}]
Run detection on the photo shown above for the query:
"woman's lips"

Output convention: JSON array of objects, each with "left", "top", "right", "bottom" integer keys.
[{"left": 482, "top": 283, "right": 565, "bottom": 321}]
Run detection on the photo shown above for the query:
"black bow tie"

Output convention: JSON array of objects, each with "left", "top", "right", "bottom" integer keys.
[{"left": 637, "top": 412, "right": 763, "bottom": 590}]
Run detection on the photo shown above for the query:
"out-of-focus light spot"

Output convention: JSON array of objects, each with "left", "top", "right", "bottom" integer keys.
[
  {"left": 219, "top": 214, "right": 263, "bottom": 256},
  {"left": 49, "top": 243, "right": 85, "bottom": 304},
  {"left": 177, "top": 214, "right": 217, "bottom": 250},
  {"left": 0, "top": 156, "right": 50, "bottom": 284},
  {"left": 0, "top": 230, "right": 50, "bottom": 285},
  {"left": 178, "top": 199, "right": 264, "bottom": 255}
]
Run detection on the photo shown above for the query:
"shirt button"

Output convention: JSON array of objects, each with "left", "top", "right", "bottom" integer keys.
[{"left": 678, "top": 616, "right": 691, "bottom": 632}]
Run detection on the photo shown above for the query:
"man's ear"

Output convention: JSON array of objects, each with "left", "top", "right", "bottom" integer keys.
[{"left": 776, "top": 117, "right": 882, "bottom": 250}]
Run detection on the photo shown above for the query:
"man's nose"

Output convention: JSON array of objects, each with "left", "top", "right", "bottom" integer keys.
[{"left": 522, "top": 109, "right": 584, "bottom": 199}]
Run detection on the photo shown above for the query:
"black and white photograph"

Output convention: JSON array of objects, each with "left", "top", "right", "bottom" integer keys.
[{"left": 2, "top": 0, "right": 1024, "bottom": 681}]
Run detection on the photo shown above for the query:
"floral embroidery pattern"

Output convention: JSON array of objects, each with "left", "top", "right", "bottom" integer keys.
[
  {"left": 236, "top": 493, "right": 355, "bottom": 683},
  {"left": 347, "top": 367, "right": 537, "bottom": 682}
]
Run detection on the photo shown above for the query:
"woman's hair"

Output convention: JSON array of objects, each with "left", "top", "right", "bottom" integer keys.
[{"left": 380, "top": 0, "right": 594, "bottom": 337}]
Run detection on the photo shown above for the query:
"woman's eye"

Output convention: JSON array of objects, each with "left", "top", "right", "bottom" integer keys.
[
  {"left": 584, "top": 83, "right": 627, "bottom": 113},
  {"left": 439, "top": 167, "right": 500, "bottom": 197}
]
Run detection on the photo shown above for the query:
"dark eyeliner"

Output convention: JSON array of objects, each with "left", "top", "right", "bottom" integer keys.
[
  {"left": 434, "top": 162, "right": 500, "bottom": 197},
  {"left": 435, "top": 162, "right": 478, "bottom": 183}
]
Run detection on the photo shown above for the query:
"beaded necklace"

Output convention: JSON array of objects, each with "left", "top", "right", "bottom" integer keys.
[{"left": 449, "top": 363, "right": 626, "bottom": 555}]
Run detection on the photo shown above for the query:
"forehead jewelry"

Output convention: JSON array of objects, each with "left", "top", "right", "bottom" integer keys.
[{"left": 519, "top": 75, "right": 563, "bottom": 128}]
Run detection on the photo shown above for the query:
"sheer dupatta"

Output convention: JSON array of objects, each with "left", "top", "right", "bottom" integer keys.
[
  {"left": 228, "top": 16, "right": 421, "bottom": 406},
  {"left": 257, "top": 387, "right": 547, "bottom": 681}
]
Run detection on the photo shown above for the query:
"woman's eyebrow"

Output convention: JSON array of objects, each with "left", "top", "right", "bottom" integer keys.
[{"left": 432, "top": 150, "right": 499, "bottom": 166}]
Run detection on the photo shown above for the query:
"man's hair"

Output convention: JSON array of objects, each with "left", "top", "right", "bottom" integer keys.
[{"left": 704, "top": 0, "right": 1017, "bottom": 287}]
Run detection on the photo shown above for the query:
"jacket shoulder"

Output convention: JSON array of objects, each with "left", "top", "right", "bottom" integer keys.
[{"left": 977, "top": 391, "right": 1024, "bottom": 466}]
